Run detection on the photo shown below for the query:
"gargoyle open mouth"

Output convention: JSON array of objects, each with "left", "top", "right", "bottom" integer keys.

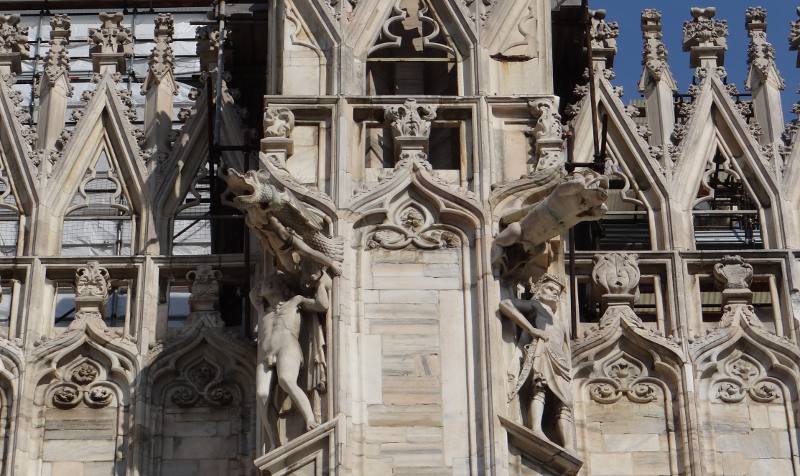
[{"left": 222, "top": 169, "right": 258, "bottom": 205}]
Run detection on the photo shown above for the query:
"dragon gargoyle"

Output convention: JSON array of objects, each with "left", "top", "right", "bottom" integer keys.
[{"left": 224, "top": 168, "right": 343, "bottom": 277}]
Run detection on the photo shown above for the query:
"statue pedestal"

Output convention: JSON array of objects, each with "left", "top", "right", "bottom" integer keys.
[
  {"left": 499, "top": 415, "right": 582, "bottom": 476},
  {"left": 254, "top": 415, "right": 342, "bottom": 476}
]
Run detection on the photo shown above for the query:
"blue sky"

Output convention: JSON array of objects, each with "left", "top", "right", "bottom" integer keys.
[{"left": 589, "top": 1, "right": 800, "bottom": 117}]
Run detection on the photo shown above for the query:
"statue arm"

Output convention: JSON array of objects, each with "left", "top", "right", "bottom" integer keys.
[
  {"left": 499, "top": 299, "right": 547, "bottom": 340},
  {"left": 300, "top": 273, "right": 332, "bottom": 313}
]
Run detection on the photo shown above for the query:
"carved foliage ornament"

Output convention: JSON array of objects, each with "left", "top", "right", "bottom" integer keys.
[
  {"left": 367, "top": 203, "right": 460, "bottom": 250},
  {"left": 641, "top": 9, "right": 672, "bottom": 83},
  {"left": 0, "top": 15, "right": 30, "bottom": 57},
  {"left": 385, "top": 99, "right": 437, "bottom": 139},
  {"left": 588, "top": 354, "right": 660, "bottom": 404},
  {"left": 682, "top": 7, "right": 728, "bottom": 49},
  {"left": 592, "top": 252, "right": 640, "bottom": 297},
  {"left": 589, "top": 9, "right": 619, "bottom": 50},
  {"left": 713, "top": 255, "right": 753, "bottom": 290},
  {"left": 145, "top": 13, "right": 175, "bottom": 84},
  {"left": 170, "top": 357, "right": 237, "bottom": 408},
  {"left": 264, "top": 106, "right": 295, "bottom": 139},
  {"left": 51, "top": 360, "right": 115, "bottom": 409},
  {"left": 745, "top": 7, "right": 783, "bottom": 87},
  {"left": 43, "top": 15, "right": 71, "bottom": 87},
  {"left": 714, "top": 352, "right": 782, "bottom": 404},
  {"left": 75, "top": 261, "right": 111, "bottom": 301},
  {"left": 88, "top": 12, "right": 133, "bottom": 56}
]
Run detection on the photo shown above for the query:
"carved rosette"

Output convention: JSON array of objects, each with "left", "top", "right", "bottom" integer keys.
[
  {"left": 367, "top": 203, "right": 461, "bottom": 250},
  {"left": 50, "top": 360, "right": 116, "bottom": 409},
  {"left": 587, "top": 354, "right": 661, "bottom": 404},
  {"left": 169, "top": 358, "right": 237, "bottom": 408}
]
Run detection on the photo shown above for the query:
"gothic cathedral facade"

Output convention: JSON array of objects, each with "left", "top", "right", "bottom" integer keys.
[{"left": 0, "top": 1, "right": 798, "bottom": 475}]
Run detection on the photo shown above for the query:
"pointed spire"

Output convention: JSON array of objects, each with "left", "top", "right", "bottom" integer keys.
[
  {"left": 588, "top": 9, "right": 619, "bottom": 73},
  {"left": 196, "top": 20, "right": 220, "bottom": 73},
  {"left": 639, "top": 9, "right": 676, "bottom": 147},
  {"left": 37, "top": 15, "right": 72, "bottom": 152},
  {"left": 682, "top": 7, "right": 728, "bottom": 71},
  {"left": 88, "top": 12, "right": 132, "bottom": 74},
  {"left": 142, "top": 13, "right": 177, "bottom": 167},
  {"left": 0, "top": 14, "right": 30, "bottom": 76},
  {"left": 789, "top": 7, "right": 800, "bottom": 67},
  {"left": 744, "top": 7, "right": 784, "bottom": 146}
]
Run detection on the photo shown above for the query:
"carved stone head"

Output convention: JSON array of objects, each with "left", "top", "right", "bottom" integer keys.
[{"left": 531, "top": 273, "right": 565, "bottom": 313}]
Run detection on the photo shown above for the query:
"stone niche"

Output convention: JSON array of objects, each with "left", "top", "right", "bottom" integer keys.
[
  {"left": 151, "top": 352, "right": 252, "bottom": 476},
  {"left": 575, "top": 351, "right": 677, "bottom": 476},
  {"left": 358, "top": 246, "right": 473, "bottom": 474},
  {"left": 39, "top": 357, "right": 125, "bottom": 476},
  {"left": 698, "top": 349, "right": 795, "bottom": 475}
]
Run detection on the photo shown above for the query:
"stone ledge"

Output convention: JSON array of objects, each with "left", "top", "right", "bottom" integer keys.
[
  {"left": 499, "top": 415, "right": 583, "bottom": 476},
  {"left": 254, "top": 415, "right": 342, "bottom": 476}
]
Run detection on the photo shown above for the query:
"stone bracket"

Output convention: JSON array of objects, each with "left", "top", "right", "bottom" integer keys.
[
  {"left": 254, "top": 414, "right": 342, "bottom": 476},
  {"left": 499, "top": 415, "right": 583, "bottom": 476}
]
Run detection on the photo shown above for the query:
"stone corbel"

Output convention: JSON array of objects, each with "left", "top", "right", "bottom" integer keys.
[{"left": 262, "top": 106, "right": 296, "bottom": 159}]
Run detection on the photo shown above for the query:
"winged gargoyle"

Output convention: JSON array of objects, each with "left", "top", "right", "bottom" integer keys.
[{"left": 224, "top": 168, "right": 343, "bottom": 278}]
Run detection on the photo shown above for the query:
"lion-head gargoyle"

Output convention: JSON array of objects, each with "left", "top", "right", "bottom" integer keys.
[{"left": 493, "top": 170, "right": 609, "bottom": 280}]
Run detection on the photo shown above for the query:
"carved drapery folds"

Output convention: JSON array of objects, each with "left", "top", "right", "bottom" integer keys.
[{"left": 88, "top": 12, "right": 133, "bottom": 74}]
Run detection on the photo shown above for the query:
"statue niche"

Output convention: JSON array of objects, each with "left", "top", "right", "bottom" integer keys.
[
  {"left": 224, "top": 106, "right": 340, "bottom": 452},
  {"left": 500, "top": 273, "right": 574, "bottom": 450}
]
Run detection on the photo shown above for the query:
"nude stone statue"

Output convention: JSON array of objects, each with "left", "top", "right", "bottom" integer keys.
[
  {"left": 500, "top": 273, "right": 574, "bottom": 450},
  {"left": 250, "top": 271, "right": 331, "bottom": 443}
]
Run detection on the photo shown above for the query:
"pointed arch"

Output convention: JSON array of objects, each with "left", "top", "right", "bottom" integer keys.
[
  {"left": 570, "top": 77, "right": 670, "bottom": 250},
  {"left": 0, "top": 80, "right": 40, "bottom": 255},
  {"left": 352, "top": 0, "right": 476, "bottom": 95},
  {"left": 37, "top": 76, "right": 150, "bottom": 256},
  {"left": 141, "top": 324, "right": 256, "bottom": 475},
  {"left": 669, "top": 76, "right": 783, "bottom": 250},
  {"left": 154, "top": 78, "right": 250, "bottom": 255},
  {"left": 0, "top": 340, "right": 23, "bottom": 475}
]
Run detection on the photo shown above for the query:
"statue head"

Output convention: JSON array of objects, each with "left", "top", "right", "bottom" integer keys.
[{"left": 530, "top": 273, "right": 565, "bottom": 313}]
